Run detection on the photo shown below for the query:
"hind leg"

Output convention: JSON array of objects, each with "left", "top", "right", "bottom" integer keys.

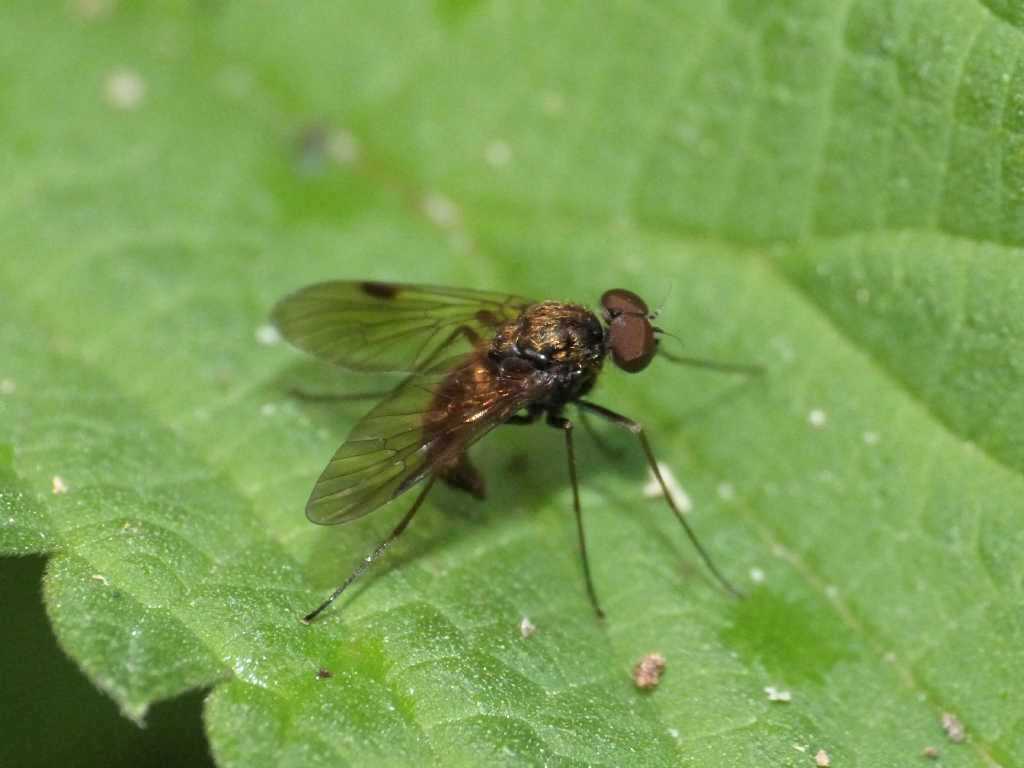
[{"left": 439, "top": 453, "right": 487, "bottom": 499}]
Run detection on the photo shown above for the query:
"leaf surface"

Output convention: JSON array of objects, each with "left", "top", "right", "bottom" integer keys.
[{"left": 1, "top": 2, "right": 1021, "bottom": 766}]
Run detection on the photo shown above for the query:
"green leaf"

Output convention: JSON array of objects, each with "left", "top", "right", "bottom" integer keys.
[{"left": 2, "top": 2, "right": 1021, "bottom": 766}]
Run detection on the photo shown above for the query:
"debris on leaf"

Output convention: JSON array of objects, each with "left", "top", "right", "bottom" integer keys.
[
  {"left": 519, "top": 616, "right": 536, "bottom": 639},
  {"left": 814, "top": 749, "right": 830, "bottom": 767},
  {"left": 922, "top": 746, "right": 939, "bottom": 760},
  {"left": 632, "top": 652, "right": 666, "bottom": 690},
  {"left": 541, "top": 90, "right": 565, "bottom": 115},
  {"left": 325, "top": 129, "right": 359, "bottom": 166},
  {"left": 421, "top": 193, "right": 461, "bottom": 230},
  {"left": 72, "top": 0, "right": 115, "bottom": 21},
  {"left": 764, "top": 685, "right": 792, "bottom": 702},
  {"left": 941, "top": 712, "right": 965, "bottom": 743},
  {"left": 316, "top": 667, "right": 333, "bottom": 680},
  {"left": 91, "top": 574, "right": 110, "bottom": 586},
  {"left": 255, "top": 324, "right": 281, "bottom": 346},
  {"left": 808, "top": 408, "right": 827, "bottom": 428},
  {"left": 484, "top": 139, "right": 512, "bottom": 168},
  {"left": 51, "top": 476, "right": 68, "bottom": 495},
  {"left": 104, "top": 69, "right": 146, "bottom": 110},
  {"left": 643, "top": 462, "right": 691, "bottom": 511}
]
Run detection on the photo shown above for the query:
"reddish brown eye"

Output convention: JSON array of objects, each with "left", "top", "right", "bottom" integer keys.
[
  {"left": 607, "top": 315, "right": 656, "bottom": 372},
  {"left": 601, "top": 288, "right": 649, "bottom": 320}
]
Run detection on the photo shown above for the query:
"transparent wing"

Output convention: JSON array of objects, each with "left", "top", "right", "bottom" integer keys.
[
  {"left": 271, "top": 281, "right": 532, "bottom": 373},
  {"left": 306, "top": 354, "right": 545, "bottom": 525}
]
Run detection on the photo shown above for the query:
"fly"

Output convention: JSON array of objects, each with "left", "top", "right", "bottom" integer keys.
[{"left": 271, "top": 281, "right": 758, "bottom": 622}]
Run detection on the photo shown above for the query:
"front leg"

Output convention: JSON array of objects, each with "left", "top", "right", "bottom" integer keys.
[
  {"left": 577, "top": 399, "right": 742, "bottom": 598},
  {"left": 547, "top": 411, "right": 605, "bottom": 619}
]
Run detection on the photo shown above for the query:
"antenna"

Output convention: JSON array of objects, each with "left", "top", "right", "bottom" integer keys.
[{"left": 654, "top": 332, "right": 763, "bottom": 376}]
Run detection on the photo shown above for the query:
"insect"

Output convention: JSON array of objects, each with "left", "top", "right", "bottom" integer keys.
[{"left": 272, "top": 281, "right": 757, "bottom": 623}]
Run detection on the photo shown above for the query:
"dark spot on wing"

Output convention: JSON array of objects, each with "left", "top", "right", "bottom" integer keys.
[{"left": 361, "top": 281, "right": 400, "bottom": 299}]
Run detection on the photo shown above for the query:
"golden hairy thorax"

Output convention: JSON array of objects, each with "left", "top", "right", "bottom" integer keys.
[
  {"left": 424, "top": 301, "right": 607, "bottom": 448},
  {"left": 491, "top": 301, "right": 606, "bottom": 371}
]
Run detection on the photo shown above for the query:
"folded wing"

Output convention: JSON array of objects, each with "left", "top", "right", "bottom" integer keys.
[
  {"left": 272, "top": 281, "right": 532, "bottom": 373},
  {"left": 306, "top": 355, "right": 545, "bottom": 525}
]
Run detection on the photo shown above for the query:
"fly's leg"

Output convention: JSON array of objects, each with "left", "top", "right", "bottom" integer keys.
[
  {"left": 302, "top": 475, "right": 437, "bottom": 623},
  {"left": 577, "top": 400, "right": 743, "bottom": 599},
  {"left": 548, "top": 412, "right": 605, "bottom": 619}
]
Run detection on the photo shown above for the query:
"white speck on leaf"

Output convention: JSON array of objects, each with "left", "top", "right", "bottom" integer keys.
[
  {"left": 104, "top": 69, "right": 146, "bottom": 110},
  {"left": 260, "top": 403, "right": 277, "bottom": 417},
  {"left": 485, "top": 140, "right": 512, "bottom": 167},
  {"left": 0, "top": 378, "right": 16, "bottom": 395},
  {"left": 422, "top": 193, "right": 461, "bottom": 229},
  {"left": 749, "top": 567, "right": 765, "bottom": 584},
  {"left": 815, "top": 748, "right": 831, "bottom": 767},
  {"left": 863, "top": 431, "right": 880, "bottom": 445},
  {"left": 519, "top": 616, "right": 536, "bottom": 638},
  {"left": 72, "top": 0, "right": 116, "bottom": 20},
  {"left": 326, "top": 129, "right": 360, "bottom": 165},
  {"left": 764, "top": 685, "right": 792, "bottom": 702},
  {"left": 808, "top": 409, "right": 827, "bottom": 428},
  {"left": 717, "top": 482, "right": 735, "bottom": 501},
  {"left": 941, "top": 712, "right": 965, "bottom": 743},
  {"left": 541, "top": 90, "right": 564, "bottom": 115},
  {"left": 216, "top": 65, "right": 254, "bottom": 99},
  {"left": 91, "top": 574, "right": 110, "bottom": 586},
  {"left": 644, "top": 463, "right": 691, "bottom": 511},
  {"left": 51, "top": 476, "right": 68, "bottom": 495},
  {"left": 255, "top": 324, "right": 281, "bottom": 346}
]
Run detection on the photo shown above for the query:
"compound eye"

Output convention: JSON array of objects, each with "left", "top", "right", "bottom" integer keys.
[
  {"left": 601, "top": 288, "right": 649, "bottom": 320},
  {"left": 607, "top": 315, "right": 656, "bottom": 373}
]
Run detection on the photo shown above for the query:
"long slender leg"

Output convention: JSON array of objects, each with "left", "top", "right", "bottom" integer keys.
[
  {"left": 548, "top": 413, "right": 605, "bottom": 619},
  {"left": 577, "top": 400, "right": 743, "bottom": 598},
  {"left": 302, "top": 475, "right": 437, "bottom": 623},
  {"left": 657, "top": 347, "right": 763, "bottom": 376}
]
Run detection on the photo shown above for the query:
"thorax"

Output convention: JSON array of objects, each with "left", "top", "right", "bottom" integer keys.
[{"left": 488, "top": 300, "right": 606, "bottom": 407}]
